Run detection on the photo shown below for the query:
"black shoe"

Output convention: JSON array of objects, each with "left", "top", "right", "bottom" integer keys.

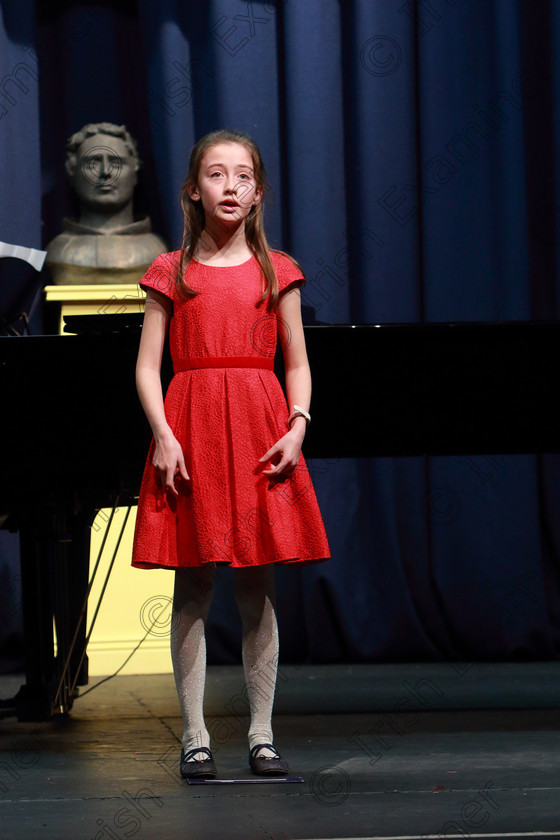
[
  {"left": 249, "top": 743, "right": 289, "bottom": 776},
  {"left": 180, "top": 746, "right": 217, "bottom": 779}
]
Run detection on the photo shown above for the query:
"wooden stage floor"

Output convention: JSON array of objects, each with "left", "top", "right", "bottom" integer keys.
[{"left": 1, "top": 663, "right": 560, "bottom": 840}]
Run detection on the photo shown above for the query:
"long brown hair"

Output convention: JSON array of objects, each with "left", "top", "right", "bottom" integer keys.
[{"left": 177, "top": 129, "right": 286, "bottom": 311}]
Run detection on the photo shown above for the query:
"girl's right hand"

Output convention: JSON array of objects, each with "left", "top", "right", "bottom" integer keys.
[{"left": 151, "top": 430, "right": 190, "bottom": 496}]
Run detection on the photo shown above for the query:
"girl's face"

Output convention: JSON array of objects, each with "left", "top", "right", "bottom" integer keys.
[{"left": 188, "top": 142, "right": 262, "bottom": 225}]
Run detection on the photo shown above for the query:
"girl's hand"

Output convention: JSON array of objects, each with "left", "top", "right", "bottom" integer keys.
[
  {"left": 259, "top": 420, "right": 306, "bottom": 477},
  {"left": 152, "top": 430, "right": 190, "bottom": 496}
]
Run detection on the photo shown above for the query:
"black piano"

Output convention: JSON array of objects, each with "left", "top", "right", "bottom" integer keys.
[{"left": 1, "top": 316, "right": 560, "bottom": 719}]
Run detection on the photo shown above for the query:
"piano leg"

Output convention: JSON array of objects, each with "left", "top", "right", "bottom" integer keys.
[
  {"left": 16, "top": 506, "right": 90, "bottom": 721},
  {"left": 16, "top": 514, "right": 56, "bottom": 721}
]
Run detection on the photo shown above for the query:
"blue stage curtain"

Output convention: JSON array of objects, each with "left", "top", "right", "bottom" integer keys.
[
  {"left": 1, "top": 0, "right": 559, "bottom": 665},
  {"left": 0, "top": 0, "right": 42, "bottom": 327}
]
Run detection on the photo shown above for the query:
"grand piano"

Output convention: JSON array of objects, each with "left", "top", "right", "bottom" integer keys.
[{"left": 1, "top": 315, "right": 559, "bottom": 719}]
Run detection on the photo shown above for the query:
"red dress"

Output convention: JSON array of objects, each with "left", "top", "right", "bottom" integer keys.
[{"left": 131, "top": 250, "right": 330, "bottom": 569}]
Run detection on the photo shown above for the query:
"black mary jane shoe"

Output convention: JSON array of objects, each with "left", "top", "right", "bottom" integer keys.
[
  {"left": 180, "top": 746, "right": 217, "bottom": 779},
  {"left": 249, "top": 743, "right": 289, "bottom": 776}
]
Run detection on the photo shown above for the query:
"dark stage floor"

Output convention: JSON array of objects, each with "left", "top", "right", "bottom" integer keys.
[{"left": 1, "top": 663, "right": 560, "bottom": 840}]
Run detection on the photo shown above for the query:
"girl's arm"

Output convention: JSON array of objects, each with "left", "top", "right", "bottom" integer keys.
[
  {"left": 259, "top": 285, "right": 310, "bottom": 476},
  {"left": 136, "top": 288, "right": 189, "bottom": 494}
]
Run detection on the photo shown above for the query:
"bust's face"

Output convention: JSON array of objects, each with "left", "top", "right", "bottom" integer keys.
[{"left": 68, "top": 134, "right": 138, "bottom": 212}]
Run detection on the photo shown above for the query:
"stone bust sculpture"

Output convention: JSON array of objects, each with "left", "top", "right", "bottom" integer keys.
[{"left": 46, "top": 122, "right": 166, "bottom": 285}]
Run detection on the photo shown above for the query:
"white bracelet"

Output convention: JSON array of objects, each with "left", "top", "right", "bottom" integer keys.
[{"left": 287, "top": 405, "right": 311, "bottom": 428}]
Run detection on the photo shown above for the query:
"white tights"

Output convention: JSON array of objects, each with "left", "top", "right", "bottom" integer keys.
[{"left": 170, "top": 565, "right": 279, "bottom": 759}]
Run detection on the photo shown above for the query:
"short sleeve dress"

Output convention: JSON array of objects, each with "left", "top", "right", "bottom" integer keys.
[{"left": 131, "top": 250, "right": 330, "bottom": 569}]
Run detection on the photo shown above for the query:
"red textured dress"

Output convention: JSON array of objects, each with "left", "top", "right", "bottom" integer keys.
[{"left": 131, "top": 250, "right": 330, "bottom": 569}]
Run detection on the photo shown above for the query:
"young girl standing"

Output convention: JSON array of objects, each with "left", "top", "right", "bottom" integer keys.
[{"left": 131, "top": 129, "right": 330, "bottom": 779}]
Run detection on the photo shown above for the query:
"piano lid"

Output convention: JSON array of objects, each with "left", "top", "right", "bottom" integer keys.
[
  {"left": 1, "top": 320, "right": 558, "bottom": 515},
  {"left": 302, "top": 320, "right": 560, "bottom": 458}
]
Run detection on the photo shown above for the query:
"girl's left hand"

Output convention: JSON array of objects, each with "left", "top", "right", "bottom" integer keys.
[{"left": 259, "top": 426, "right": 305, "bottom": 477}]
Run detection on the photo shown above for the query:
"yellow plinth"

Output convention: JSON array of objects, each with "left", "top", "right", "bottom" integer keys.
[
  {"left": 87, "top": 506, "right": 175, "bottom": 676},
  {"left": 44, "top": 283, "right": 146, "bottom": 334},
  {"left": 43, "top": 283, "right": 173, "bottom": 676}
]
